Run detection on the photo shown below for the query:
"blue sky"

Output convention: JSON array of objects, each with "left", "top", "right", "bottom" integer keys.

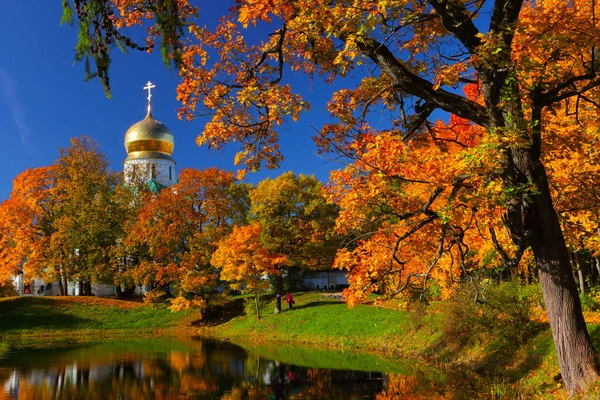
[{"left": 0, "top": 1, "right": 343, "bottom": 200}]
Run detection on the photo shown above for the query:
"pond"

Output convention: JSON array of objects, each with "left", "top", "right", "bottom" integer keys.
[{"left": 0, "top": 337, "right": 482, "bottom": 399}]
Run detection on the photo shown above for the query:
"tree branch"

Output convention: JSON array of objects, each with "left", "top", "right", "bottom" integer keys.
[
  {"left": 356, "top": 36, "right": 491, "bottom": 127},
  {"left": 428, "top": 0, "right": 483, "bottom": 54}
]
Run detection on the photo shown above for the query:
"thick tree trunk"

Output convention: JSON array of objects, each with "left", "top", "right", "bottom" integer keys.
[{"left": 521, "top": 153, "right": 598, "bottom": 393}]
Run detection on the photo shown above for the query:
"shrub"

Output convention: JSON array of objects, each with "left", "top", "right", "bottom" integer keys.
[
  {"left": 406, "top": 299, "right": 429, "bottom": 332},
  {"left": 143, "top": 289, "right": 168, "bottom": 307},
  {"left": 438, "top": 280, "right": 541, "bottom": 349},
  {"left": 438, "top": 288, "right": 484, "bottom": 347},
  {"left": 0, "top": 280, "right": 15, "bottom": 298},
  {"left": 580, "top": 292, "right": 600, "bottom": 312},
  {"left": 484, "top": 280, "right": 541, "bottom": 344}
]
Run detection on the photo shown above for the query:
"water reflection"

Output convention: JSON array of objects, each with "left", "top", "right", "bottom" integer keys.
[{"left": 0, "top": 338, "right": 473, "bottom": 399}]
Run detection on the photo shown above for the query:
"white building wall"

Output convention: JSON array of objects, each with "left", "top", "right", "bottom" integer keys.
[
  {"left": 124, "top": 158, "right": 176, "bottom": 187},
  {"left": 11, "top": 276, "right": 61, "bottom": 296}
]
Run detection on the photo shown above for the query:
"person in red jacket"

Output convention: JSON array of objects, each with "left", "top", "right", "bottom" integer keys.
[{"left": 286, "top": 292, "right": 295, "bottom": 309}]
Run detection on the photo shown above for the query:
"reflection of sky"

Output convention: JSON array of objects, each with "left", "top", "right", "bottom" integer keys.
[{"left": 2, "top": 361, "right": 145, "bottom": 395}]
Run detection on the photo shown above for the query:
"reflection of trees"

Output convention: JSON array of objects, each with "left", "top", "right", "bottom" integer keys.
[
  {"left": 291, "top": 368, "right": 385, "bottom": 399},
  {"left": 0, "top": 340, "right": 477, "bottom": 399},
  {"left": 376, "top": 372, "right": 469, "bottom": 400}
]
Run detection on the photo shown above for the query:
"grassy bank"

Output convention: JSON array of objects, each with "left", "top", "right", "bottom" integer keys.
[
  {"left": 200, "top": 292, "right": 426, "bottom": 353},
  {"left": 196, "top": 291, "right": 600, "bottom": 399},
  {"left": 0, "top": 296, "right": 196, "bottom": 339}
]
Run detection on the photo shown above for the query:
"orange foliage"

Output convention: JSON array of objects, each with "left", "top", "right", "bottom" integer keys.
[
  {"left": 124, "top": 168, "right": 248, "bottom": 309},
  {"left": 64, "top": 0, "right": 600, "bottom": 306},
  {"left": 0, "top": 167, "right": 55, "bottom": 282},
  {"left": 328, "top": 87, "right": 513, "bottom": 304},
  {"left": 212, "top": 222, "right": 288, "bottom": 294}
]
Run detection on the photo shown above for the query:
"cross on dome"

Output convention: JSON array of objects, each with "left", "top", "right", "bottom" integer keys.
[{"left": 143, "top": 81, "right": 156, "bottom": 114}]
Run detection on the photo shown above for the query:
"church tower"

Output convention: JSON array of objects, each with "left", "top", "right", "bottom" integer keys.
[{"left": 124, "top": 81, "right": 176, "bottom": 189}]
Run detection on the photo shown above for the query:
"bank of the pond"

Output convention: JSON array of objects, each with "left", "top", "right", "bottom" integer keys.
[
  {"left": 195, "top": 291, "right": 600, "bottom": 399},
  {"left": 0, "top": 296, "right": 197, "bottom": 339},
  {"left": 4, "top": 294, "right": 600, "bottom": 398}
]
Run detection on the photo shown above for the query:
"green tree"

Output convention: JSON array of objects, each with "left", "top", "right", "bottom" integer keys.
[
  {"left": 250, "top": 172, "right": 339, "bottom": 305},
  {"left": 51, "top": 136, "right": 123, "bottom": 294}
]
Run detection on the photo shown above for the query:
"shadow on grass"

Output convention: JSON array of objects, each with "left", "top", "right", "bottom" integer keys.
[
  {"left": 0, "top": 297, "right": 96, "bottom": 332},
  {"left": 289, "top": 301, "right": 343, "bottom": 311},
  {"left": 425, "top": 313, "right": 553, "bottom": 396},
  {"left": 192, "top": 298, "right": 246, "bottom": 328}
]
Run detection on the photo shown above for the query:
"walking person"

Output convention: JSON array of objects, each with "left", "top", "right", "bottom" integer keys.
[{"left": 286, "top": 291, "right": 295, "bottom": 309}]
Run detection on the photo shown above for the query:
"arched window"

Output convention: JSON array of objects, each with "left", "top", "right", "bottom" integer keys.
[
  {"left": 151, "top": 164, "right": 156, "bottom": 180},
  {"left": 169, "top": 166, "right": 172, "bottom": 181}
]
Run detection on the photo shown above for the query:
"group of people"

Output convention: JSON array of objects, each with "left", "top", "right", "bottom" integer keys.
[{"left": 315, "top": 283, "right": 334, "bottom": 291}]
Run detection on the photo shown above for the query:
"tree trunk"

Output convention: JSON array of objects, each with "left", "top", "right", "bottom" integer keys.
[
  {"left": 78, "top": 281, "right": 84, "bottom": 296},
  {"left": 117, "top": 285, "right": 136, "bottom": 298},
  {"left": 274, "top": 272, "right": 283, "bottom": 313},
  {"left": 58, "top": 278, "right": 65, "bottom": 296},
  {"left": 520, "top": 152, "right": 598, "bottom": 393},
  {"left": 254, "top": 293, "right": 261, "bottom": 320},
  {"left": 62, "top": 276, "right": 69, "bottom": 296},
  {"left": 573, "top": 252, "right": 585, "bottom": 294}
]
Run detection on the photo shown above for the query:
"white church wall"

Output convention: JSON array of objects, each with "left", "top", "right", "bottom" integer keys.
[{"left": 124, "top": 159, "right": 177, "bottom": 187}]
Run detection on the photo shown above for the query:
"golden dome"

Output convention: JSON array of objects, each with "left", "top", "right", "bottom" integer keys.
[{"left": 124, "top": 108, "right": 174, "bottom": 161}]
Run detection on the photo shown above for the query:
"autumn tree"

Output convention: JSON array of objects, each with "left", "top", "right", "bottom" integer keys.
[
  {"left": 106, "top": 178, "right": 154, "bottom": 297},
  {"left": 250, "top": 172, "right": 339, "bottom": 299},
  {"left": 51, "top": 136, "right": 124, "bottom": 295},
  {"left": 212, "top": 222, "right": 288, "bottom": 320},
  {"left": 329, "top": 108, "right": 509, "bottom": 305},
  {"left": 0, "top": 167, "right": 57, "bottom": 289},
  {"left": 0, "top": 137, "right": 120, "bottom": 295},
  {"left": 125, "top": 167, "right": 250, "bottom": 315},
  {"left": 65, "top": 0, "right": 600, "bottom": 393},
  {"left": 542, "top": 106, "right": 600, "bottom": 290}
]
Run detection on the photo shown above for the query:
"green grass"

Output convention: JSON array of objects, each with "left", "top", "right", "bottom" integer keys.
[
  {"left": 201, "top": 292, "right": 438, "bottom": 355},
  {"left": 0, "top": 296, "right": 196, "bottom": 338}
]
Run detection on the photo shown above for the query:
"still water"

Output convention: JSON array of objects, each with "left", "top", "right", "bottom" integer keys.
[{"left": 0, "top": 337, "right": 477, "bottom": 399}]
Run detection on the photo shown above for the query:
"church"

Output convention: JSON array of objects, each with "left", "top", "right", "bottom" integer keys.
[{"left": 12, "top": 82, "right": 176, "bottom": 296}]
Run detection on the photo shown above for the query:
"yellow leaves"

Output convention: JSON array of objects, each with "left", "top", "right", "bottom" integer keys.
[
  {"left": 433, "top": 62, "right": 469, "bottom": 90},
  {"left": 514, "top": 0, "right": 600, "bottom": 94},
  {"left": 237, "top": 0, "right": 293, "bottom": 28},
  {"left": 169, "top": 296, "right": 207, "bottom": 313}
]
